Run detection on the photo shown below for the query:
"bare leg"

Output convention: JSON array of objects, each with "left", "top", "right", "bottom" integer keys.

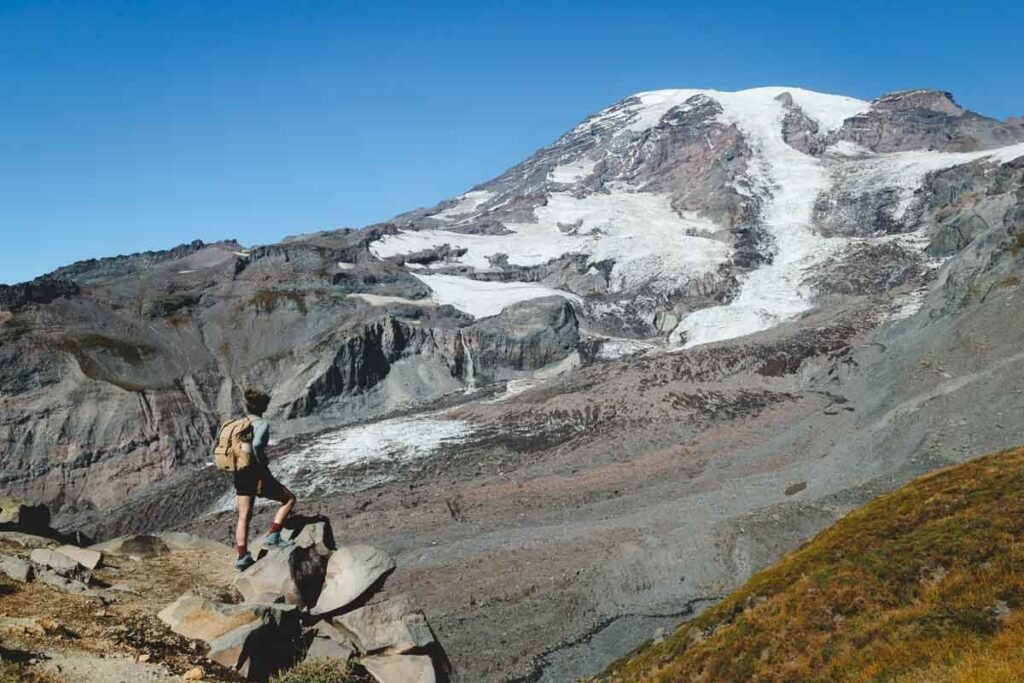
[
  {"left": 236, "top": 494, "right": 254, "bottom": 553},
  {"left": 271, "top": 486, "right": 296, "bottom": 527}
]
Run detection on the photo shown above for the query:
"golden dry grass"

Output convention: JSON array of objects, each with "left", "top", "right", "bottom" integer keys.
[{"left": 598, "top": 446, "right": 1024, "bottom": 682}]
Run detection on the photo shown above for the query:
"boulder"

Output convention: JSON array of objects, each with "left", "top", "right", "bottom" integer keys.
[
  {"left": 311, "top": 545, "right": 395, "bottom": 616},
  {"left": 234, "top": 546, "right": 303, "bottom": 605},
  {"left": 305, "top": 632, "right": 356, "bottom": 662},
  {"left": 286, "top": 519, "right": 336, "bottom": 550},
  {"left": 55, "top": 544, "right": 103, "bottom": 570},
  {"left": 303, "top": 619, "right": 358, "bottom": 662},
  {"left": 0, "top": 498, "right": 50, "bottom": 533},
  {"left": 0, "top": 554, "right": 33, "bottom": 582},
  {"left": 208, "top": 620, "right": 264, "bottom": 676},
  {"left": 158, "top": 594, "right": 265, "bottom": 642},
  {"left": 207, "top": 603, "right": 300, "bottom": 679},
  {"left": 34, "top": 567, "right": 93, "bottom": 594},
  {"left": 91, "top": 534, "right": 169, "bottom": 559},
  {"left": 235, "top": 544, "right": 330, "bottom": 609},
  {"left": 29, "top": 547, "right": 91, "bottom": 582},
  {"left": 361, "top": 654, "right": 436, "bottom": 683},
  {"left": 336, "top": 594, "right": 435, "bottom": 654}
]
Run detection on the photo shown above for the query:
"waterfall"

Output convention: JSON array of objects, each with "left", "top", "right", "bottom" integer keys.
[{"left": 460, "top": 331, "right": 477, "bottom": 393}]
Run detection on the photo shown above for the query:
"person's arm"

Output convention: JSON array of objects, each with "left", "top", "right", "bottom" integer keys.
[{"left": 251, "top": 419, "right": 270, "bottom": 467}]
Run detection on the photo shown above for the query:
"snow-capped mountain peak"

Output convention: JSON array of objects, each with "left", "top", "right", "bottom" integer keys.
[{"left": 369, "top": 87, "right": 1024, "bottom": 349}]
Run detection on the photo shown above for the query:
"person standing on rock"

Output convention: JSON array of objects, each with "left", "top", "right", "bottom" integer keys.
[{"left": 233, "top": 388, "right": 297, "bottom": 571}]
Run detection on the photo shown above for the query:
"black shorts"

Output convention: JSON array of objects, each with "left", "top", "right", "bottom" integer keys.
[{"left": 233, "top": 467, "right": 290, "bottom": 502}]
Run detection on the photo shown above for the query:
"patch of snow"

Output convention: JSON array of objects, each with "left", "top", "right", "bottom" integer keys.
[
  {"left": 625, "top": 90, "right": 702, "bottom": 132},
  {"left": 337, "top": 261, "right": 356, "bottom": 270},
  {"left": 595, "top": 337, "right": 658, "bottom": 360},
  {"left": 348, "top": 293, "right": 436, "bottom": 307},
  {"left": 777, "top": 87, "right": 870, "bottom": 134},
  {"left": 608, "top": 86, "right": 867, "bottom": 137},
  {"left": 671, "top": 89, "right": 858, "bottom": 348},
  {"left": 835, "top": 141, "right": 1024, "bottom": 221},
  {"left": 889, "top": 288, "right": 928, "bottom": 321},
  {"left": 548, "top": 157, "right": 598, "bottom": 184},
  {"left": 176, "top": 270, "right": 195, "bottom": 274},
  {"left": 373, "top": 190, "right": 731, "bottom": 296},
  {"left": 412, "top": 273, "right": 579, "bottom": 318},
  {"left": 433, "top": 189, "right": 495, "bottom": 222},
  {"left": 274, "top": 415, "right": 478, "bottom": 499},
  {"left": 827, "top": 140, "right": 874, "bottom": 157}
]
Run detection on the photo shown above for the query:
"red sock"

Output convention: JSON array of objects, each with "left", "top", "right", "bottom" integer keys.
[
  {"left": 269, "top": 522, "right": 283, "bottom": 535},
  {"left": 237, "top": 545, "right": 248, "bottom": 558}
]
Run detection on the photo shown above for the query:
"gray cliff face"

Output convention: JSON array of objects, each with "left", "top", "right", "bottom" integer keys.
[
  {"left": 0, "top": 231, "right": 579, "bottom": 530},
  {"left": 831, "top": 90, "right": 1024, "bottom": 152}
]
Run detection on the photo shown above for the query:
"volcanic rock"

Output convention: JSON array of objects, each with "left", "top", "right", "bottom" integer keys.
[{"left": 311, "top": 545, "right": 395, "bottom": 616}]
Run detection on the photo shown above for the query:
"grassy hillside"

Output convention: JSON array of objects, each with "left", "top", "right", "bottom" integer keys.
[{"left": 598, "top": 446, "right": 1024, "bottom": 682}]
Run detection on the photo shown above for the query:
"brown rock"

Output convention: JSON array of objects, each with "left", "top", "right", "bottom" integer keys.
[
  {"left": 157, "top": 594, "right": 264, "bottom": 642},
  {"left": 206, "top": 603, "right": 300, "bottom": 678},
  {"left": 0, "top": 554, "right": 33, "bottom": 582},
  {"left": 361, "top": 654, "right": 436, "bottom": 683},
  {"left": 337, "top": 594, "right": 435, "bottom": 654},
  {"left": 311, "top": 545, "right": 395, "bottom": 616},
  {"left": 233, "top": 546, "right": 303, "bottom": 605},
  {"left": 29, "top": 547, "right": 91, "bottom": 582},
  {"left": 55, "top": 544, "right": 103, "bottom": 570}
]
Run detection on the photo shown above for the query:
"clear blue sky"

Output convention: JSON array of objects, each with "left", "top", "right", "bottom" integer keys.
[{"left": 2, "top": 0, "right": 1022, "bottom": 284}]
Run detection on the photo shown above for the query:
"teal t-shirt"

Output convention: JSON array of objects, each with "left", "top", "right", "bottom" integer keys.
[{"left": 248, "top": 415, "right": 270, "bottom": 467}]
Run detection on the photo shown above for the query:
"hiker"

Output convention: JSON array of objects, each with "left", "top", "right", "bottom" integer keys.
[{"left": 230, "top": 388, "right": 297, "bottom": 571}]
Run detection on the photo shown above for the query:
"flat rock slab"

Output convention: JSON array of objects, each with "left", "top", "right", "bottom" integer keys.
[
  {"left": 0, "top": 554, "right": 33, "bottom": 582},
  {"left": 91, "top": 534, "right": 170, "bottom": 559},
  {"left": 337, "top": 594, "right": 435, "bottom": 654},
  {"left": 55, "top": 545, "right": 103, "bottom": 570},
  {"left": 305, "top": 633, "right": 356, "bottom": 661},
  {"left": 34, "top": 567, "right": 94, "bottom": 595},
  {"left": 311, "top": 545, "right": 395, "bottom": 616},
  {"left": 29, "top": 547, "right": 91, "bottom": 582},
  {"left": 208, "top": 619, "right": 263, "bottom": 675},
  {"left": 158, "top": 594, "right": 265, "bottom": 642},
  {"left": 361, "top": 654, "right": 436, "bottom": 683}
]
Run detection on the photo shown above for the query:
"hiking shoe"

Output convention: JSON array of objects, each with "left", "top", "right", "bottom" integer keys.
[
  {"left": 235, "top": 553, "right": 256, "bottom": 571},
  {"left": 263, "top": 531, "right": 292, "bottom": 549}
]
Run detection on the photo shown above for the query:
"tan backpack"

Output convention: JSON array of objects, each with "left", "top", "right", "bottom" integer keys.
[{"left": 213, "top": 417, "right": 255, "bottom": 472}]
